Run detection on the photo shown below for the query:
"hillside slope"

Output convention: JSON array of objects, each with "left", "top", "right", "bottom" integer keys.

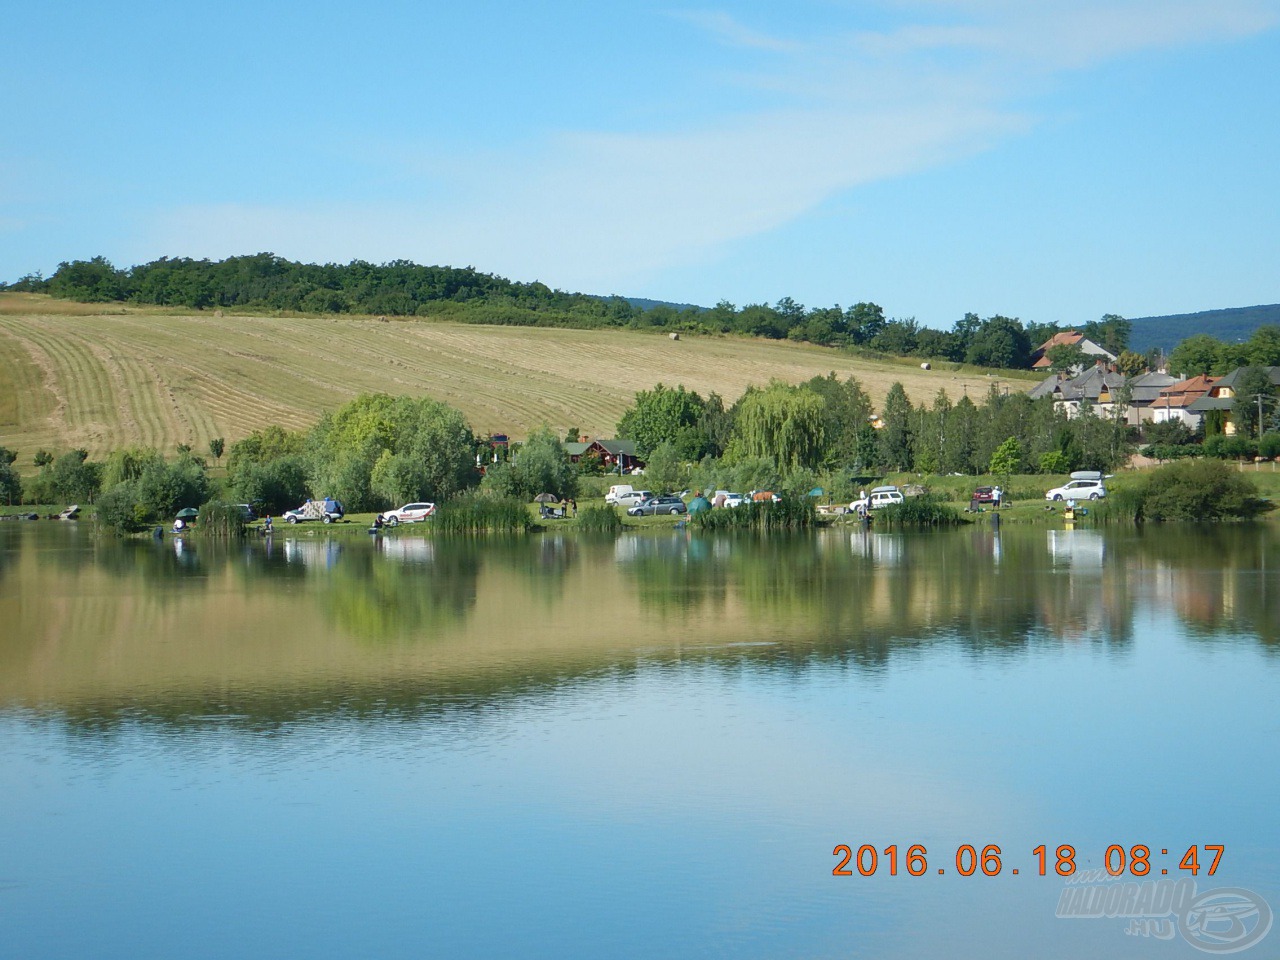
[
  {"left": 0, "top": 297, "right": 1027, "bottom": 460},
  {"left": 1129, "top": 303, "right": 1280, "bottom": 353}
]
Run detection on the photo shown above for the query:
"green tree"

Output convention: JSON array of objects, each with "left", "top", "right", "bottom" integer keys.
[
  {"left": 1231, "top": 366, "right": 1277, "bottom": 438},
  {"left": 1082, "top": 314, "right": 1131, "bottom": 355},
  {"left": 1046, "top": 342, "right": 1087, "bottom": 374},
  {"left": 989, "top": 437, "right": 1022, "bottom": 478},
  {"left": 803, "top": 373, "right": 873, "bottom": 469},
  {"left": 1245, "top": 326, "right": 1280, "bottom": 367},
  {"left": 0, "top": 457, "right": 20, "bottom": 505},
  {"left": 1114, "top": 350, "right": 1147, "bottom": 377},
  {"left": 481, "top": 427, "right": 577, "bottom": 501},
  {"left": 209, "top": 437, "right": 225, "bottom": 462},
  {"left": 642, "top": 441, "right": 689, "bottom": 493},
  {"left": 965, "top": 316, "right": 1032, "bottom": 369},
  {"left": 877, "top": 382, "right": 914, "bottom": 470},
  {"left": 29, "top": 450, "right": 102, "bottom": 504},
  {"left": 308, "top": 394, "right": 478, "bottom": 510},
  {"left": 1168, "top": 334, "right": 1221, "bottom": 377},
  {"left": 616, "top": 384, "right": 707, "bottom": 459},
  {"left": 728, "top": 381, "right": 826, "bottom": 471},
  {"left": 941, "top": 395, "right": 980, "bottom": 474}
]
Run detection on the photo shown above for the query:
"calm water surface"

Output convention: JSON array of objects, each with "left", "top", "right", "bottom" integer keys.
[{"left": 1, "top": 523, "right": 1278, "bottom": 959}]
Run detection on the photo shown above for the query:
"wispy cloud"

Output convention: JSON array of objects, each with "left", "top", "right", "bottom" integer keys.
[{"left": 139, "top": 1, "right": 1280, "bottom": 293}]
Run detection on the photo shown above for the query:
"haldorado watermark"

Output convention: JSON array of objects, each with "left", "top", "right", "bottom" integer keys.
[{"left": 1056, "top": 875, "right": 1272, "bottom": 953}]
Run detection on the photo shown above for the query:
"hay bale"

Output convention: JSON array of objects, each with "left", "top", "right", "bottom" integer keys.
[{"left": 669, "top": 332, "right": 680, "bottom": 341}]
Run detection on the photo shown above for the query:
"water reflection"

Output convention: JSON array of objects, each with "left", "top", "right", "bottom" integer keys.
[{"left": 0, "top": 524, "right": 1277, "bottom": 730}]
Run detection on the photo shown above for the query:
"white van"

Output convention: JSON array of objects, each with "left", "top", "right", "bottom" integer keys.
[{"left": 605, "top": 484, "right": 635, "bottom": 505}]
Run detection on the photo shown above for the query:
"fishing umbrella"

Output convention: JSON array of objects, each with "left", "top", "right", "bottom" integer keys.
[
  {"left": 175, "top": 507, "right": 199, "bottom": 519},
  {"left": 534, "top": 493, "right": 560, "bottom": 503}
]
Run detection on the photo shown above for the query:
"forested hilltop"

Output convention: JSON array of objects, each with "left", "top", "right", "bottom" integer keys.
[{"left": 4, "top": 253, "right": 1118, "bottom": 372}]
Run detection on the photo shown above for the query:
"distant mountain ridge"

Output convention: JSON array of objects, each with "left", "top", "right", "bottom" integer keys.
[{"left": 1128, "top": 303, "right": 1280, "bottom": 354}]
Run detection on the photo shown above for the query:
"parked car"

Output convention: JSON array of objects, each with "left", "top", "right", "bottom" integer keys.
[
  {"left": 283, "top": 498, "right": 345, "bottom": 524},
  {"left": 615, "top": 489, "right": 654, "bottom": 508},
  {"left": 378, "top": 502, "right": 436, "bottom": 526},
  {"left": 722, "top": 492, "right": 747, "bottom": 508},
  {"left": 627, "top": 495, "right": 688, "bottom": 517},
  {"left": 238, "top": 503, "right": 258, "bottom": 521},
  {"left": 1046, "top": 473, "right": 1106, "bottom": 501},
  {"left": 850, "top": 486, "right": 905, "bottom": 512},
  {"left": 971, "top": 487, "right": 996, "bottom": 505}
]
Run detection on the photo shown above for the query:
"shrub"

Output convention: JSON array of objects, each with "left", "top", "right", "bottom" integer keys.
[
  {"left": 1203, "top": 434, "right": 1257, "bottom": 461},
  {"left": 196, "top": 500, "right": 247, "bottom": 538},
  {"left": 95, "top": 482, "right": 152, "bottom": 534},
  {"left": 576, "top": 504, "right": 622, "bottom": 533},
  {"left": 692, "top": 497, "right": 814, "bottom": 531},
  {"left": 434, "top": 494, "right": 532, "bottom": 534},
  {"left": 877, "top": 492, "right": 965, "bottom": 526},
  {"left": 1140, "top": 459, "right": 1263, "bottom": 521},
  {"left": 1038, "top": 451, "right": 1070, "bottom": 474}
]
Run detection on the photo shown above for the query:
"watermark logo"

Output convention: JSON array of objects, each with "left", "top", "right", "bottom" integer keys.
[{"left": 1056, "top": 877, "right": 1272, "bottom": 954}]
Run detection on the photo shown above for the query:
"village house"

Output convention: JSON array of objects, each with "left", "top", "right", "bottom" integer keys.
[
  {"left": 564, "top": 438, "right": 645, "bottom": 473},
  {"left": 1027, "top": 363, "right": 1128, "bottom": 419},
  {"left": 1151, "top": 375, "right": 1216, "bottom": 430},
  {"left": 1186, "top": 366, "right": 1280, "bottom": 436},
  {"left": 1029, "top": 331, "right": 1117, "bottom": 372}
]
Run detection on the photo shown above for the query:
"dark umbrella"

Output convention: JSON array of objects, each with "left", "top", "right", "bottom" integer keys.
[
  {"left": 534, "top": 493, "right": 559, "bottom": 503},
  {"left": 175, "top": 507, "right": 199, "bottom": 519}
]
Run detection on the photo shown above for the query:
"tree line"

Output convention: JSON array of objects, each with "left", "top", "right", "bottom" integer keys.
[{"left": 4, "top": 254, "right": 1132, "bottom": 371}]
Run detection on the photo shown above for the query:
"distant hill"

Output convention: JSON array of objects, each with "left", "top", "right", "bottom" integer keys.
[
  {"left": 623, "top": 296, "right": 705, "bottom": 313},
  {"left": 1129, "top": 304, "right": 1280, "bottom": 353}
]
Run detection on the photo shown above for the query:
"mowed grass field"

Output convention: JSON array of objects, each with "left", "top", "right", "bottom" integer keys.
[{"left": 0, "top": 293, "right": 1036, "bottom": 461}]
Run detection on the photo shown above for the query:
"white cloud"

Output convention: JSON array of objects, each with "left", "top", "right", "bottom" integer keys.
[{"left": 139, "top": 1, "right": 1280, "bottom": 291}]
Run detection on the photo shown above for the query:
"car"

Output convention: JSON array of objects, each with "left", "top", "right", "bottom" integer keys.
[
  {"left": 1045, "top": 479, "right": 1106, "bottom": 501},
  {"left": 283, "top": 498, "right": 345, "bottom": 524},
  {"left": 627, "top": 495, "right": 688, "bottom": 517},
  {"left": 238, "top": 503, "right": 258, "bottom": 521},
  {"left": 850, "top": 486, "right": 905, "bottom": 512},
  {"left": 378, "top": 502, "right": 436, "bottom": 526},
  {"left": 722, "top": 492, "right": 747, "bottom": 508},
  {"left": 614, "top": 489, "right": 654, "bottom": 508},
  {"left": 971, "top": 487, "right": 996, "bottom": 505}
]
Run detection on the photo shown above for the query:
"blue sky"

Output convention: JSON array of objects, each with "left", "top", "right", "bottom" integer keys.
[{"left": 2, "top": 0, "right": 1278, "bottom": 328}]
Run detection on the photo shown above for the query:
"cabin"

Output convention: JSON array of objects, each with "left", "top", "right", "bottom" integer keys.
[{"left": 564, "top": 438, "right": 645, "bottom": 473}]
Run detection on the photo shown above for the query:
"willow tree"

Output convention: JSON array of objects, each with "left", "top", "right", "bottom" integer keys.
[{"left": 728, "top": 381, "right": 825, "bottom": 472}]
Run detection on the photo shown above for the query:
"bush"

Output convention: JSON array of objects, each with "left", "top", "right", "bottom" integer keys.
[
  {"left": 434, "top": 494, "right": 532, "bottom": 534},
  {"left": 1140, "top": 459, "right": 1263, "bottom": 521},
  {"left": 877, "top": 492, "right": 965, "bottom": 526},
  {"left": 576, "top": 504, "right": 622, "bottom": 533},
  {"left": 1038, "top": 451, "right": 1070, "bottom": 474},
  {"left": 1259, "top": 432, "right": 1280, "bottom": 460},
  {"left": 1202, "top": 434, "right": 1257, "bottom": 461},
  {"left": 95, "top": 482, "right": 153, "bottom": 534},
  {"left": 196, "top": 500, "right": 247, "bottom": 538},
  {"left": 692, "top": 497, "right": 814, "bottom": 531}
]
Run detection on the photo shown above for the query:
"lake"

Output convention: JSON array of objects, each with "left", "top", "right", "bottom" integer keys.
[{"left": 1, "top": 522, "right": 1277, "bottom": 959}]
